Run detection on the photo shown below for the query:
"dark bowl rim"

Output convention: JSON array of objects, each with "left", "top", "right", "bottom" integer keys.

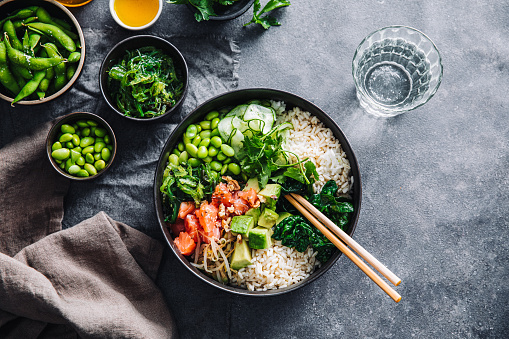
[
  {"left": 0, "top": 0, "right": 86, "bottom": 105},
  {"left": 153, "top": 87, "right": 363, "bottom": 296},
  {"left": 99, "top": 34, "right": 189, "bottom": 123},
  {"left": 185, "top": 0, "right": 255, "bottom": 21},
  {"left": 46, "top": 112, "right": 117, "bottom": 181}
]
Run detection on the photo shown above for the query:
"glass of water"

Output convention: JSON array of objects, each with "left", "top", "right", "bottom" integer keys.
[{"left": 352, "top": 26, "right": 443, "bottom": 117}]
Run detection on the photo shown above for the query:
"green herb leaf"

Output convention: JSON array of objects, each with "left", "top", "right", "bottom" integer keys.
[{"left": 244, "top": 0, "right": 291, "bottom": 29}]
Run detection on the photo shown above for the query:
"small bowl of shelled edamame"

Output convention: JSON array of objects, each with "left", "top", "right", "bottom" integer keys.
[
  {"left": 46, "top": 112, "right": 117, "bottom": 180},
  {"left": 0, "top": 0, "right": 85, "bottom": 106},
  {"left": 99, "top": 35, "right": 188, "bottom": 122}
]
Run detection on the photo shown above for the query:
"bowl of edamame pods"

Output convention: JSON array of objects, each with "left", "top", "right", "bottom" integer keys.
[
  {"left": 46, "top": 112, "right": 117, "bottom": 180},
  {"left": 99, "top": 35, "right": 188, "bottom": 122},
  {"left": 0, "top": 0, "right": 85, "bottom": 106}
]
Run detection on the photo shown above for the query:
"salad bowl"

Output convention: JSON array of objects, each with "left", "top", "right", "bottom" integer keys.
[{"left": 154, "top": 88, "right": 362, "bottom": 296}]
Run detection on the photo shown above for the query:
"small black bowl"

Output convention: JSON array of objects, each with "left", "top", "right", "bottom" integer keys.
[
  {"left": 153, "top": 88, "right": 362, "bottom": 296},
  {"left": 99, "top": 35, "right": 188, "bottom": 122},
  {"left": 47, "top": 112, "right": 117, "bottom": 181},
  {"left": 186, "top": 0, "right": 254, "bottom": 21}
]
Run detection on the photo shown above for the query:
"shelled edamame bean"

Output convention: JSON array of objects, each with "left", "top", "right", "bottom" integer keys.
[
  {"left": 170, "top": 110, "right": 241, "bottom": 177},
  {"left": 0, "top": 5, "right": 82, "bottom": 105},
  {"left": 50, "top": 119, "right": 113, "bottom": 178}
]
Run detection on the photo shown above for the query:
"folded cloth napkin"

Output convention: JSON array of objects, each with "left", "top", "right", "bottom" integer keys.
[{"left": 0, "top": 123, "right": 178, "bottom": 338}]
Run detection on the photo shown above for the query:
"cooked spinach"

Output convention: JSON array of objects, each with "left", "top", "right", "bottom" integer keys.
[
  {"left": 308, "top": 181, "right": 354, "bottom": 230},
  {"left": 272, "top": 215, "right": 336, "bottom": 263},
  {"left": 272, "top": 180, "right": 354, "bottom": 263},
  {"left": 244, "top": 0, "right": 291, "bottom": 29},
  {"left": 107, "top": 46, "right": 184, "bottom": 119}
]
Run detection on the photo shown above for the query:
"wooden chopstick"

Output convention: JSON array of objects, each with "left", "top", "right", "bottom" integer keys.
[
  {"left": 290, "top": 193, "right": 402, "bottom": 287},
  {"left": 284, "top": 194, "right": 402, "bottom": 303}
]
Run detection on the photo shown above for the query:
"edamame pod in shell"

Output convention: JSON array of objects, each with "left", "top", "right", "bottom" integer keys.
[
  {"left": 4, "top": 34, "right": 64, "bottom": 71},
  {"left": 25, "top": 22, "right": 76, "bottom": 52}
]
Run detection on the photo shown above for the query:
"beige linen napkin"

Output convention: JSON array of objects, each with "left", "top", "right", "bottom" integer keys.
[{"left": 0, "top": 122, "right": 178, "bottom": 338}]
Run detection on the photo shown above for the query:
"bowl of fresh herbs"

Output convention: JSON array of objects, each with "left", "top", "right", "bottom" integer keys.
[
  {"left": 153, "top": 88, "right": 362, "bottom": 296},
  {"left": 99, "top": 35, "right": 188, "bottom": 122}
]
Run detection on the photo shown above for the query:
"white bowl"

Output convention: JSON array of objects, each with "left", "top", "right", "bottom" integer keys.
[{"left": 109, "top": 0, "right": 162, "bottom": 30}]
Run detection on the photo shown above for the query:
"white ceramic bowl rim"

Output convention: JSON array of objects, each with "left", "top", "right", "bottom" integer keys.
[{"left": 109, "top": 0, "right": 163, "bottom": 31}]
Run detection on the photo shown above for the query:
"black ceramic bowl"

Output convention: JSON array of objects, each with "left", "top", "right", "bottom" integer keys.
[
  {"left": 0, "top": 0, "right": 86, "bottom": 105},
  {"left": 46, "top": 112, "right": 117, "bottom": 181},
  {"left": 99, "top": 35, "right": 188, "bottom": 122},
  {"left": 186, "top": 0, "right": 254, "bottom": 21},
  {"left": 154, "top": 88, "right": 362, "bottom": 296}
]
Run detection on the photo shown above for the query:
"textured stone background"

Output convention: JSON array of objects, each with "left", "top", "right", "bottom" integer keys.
[{"left": 1, "top": 0, "right": 508, "bottom": 338}]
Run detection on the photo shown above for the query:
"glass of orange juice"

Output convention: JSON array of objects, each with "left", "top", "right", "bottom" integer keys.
[
  {"left": 110, "top": 0, "right": 162, "bottom": 30},
  {"left": 55, "top": 0, "right": 95, "bottom": 7}
]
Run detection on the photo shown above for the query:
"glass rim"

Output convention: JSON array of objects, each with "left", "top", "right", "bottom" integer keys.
[{"left": 351, "top": 25, "right": 444, "bottom": 114}]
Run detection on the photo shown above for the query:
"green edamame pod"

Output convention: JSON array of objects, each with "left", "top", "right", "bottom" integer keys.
[
  {"left": 42, "top": 43, "right": 66, "bottom": 91},
  {"left": 22, "top": 30, "right": 31, "bottom": 56},
  {"left": 67, "top": 51, "right": 81, "bottom": 63},
  {"left": 0, "top": 42, "right": 20, "bottom": 95},
  {"left": 53, "top": 17, "right": 72, "bottom": 31},
  {"left": 4, "top": 34, "right": 64, "bottom": 71},
  {"left": 11, "top": 70, "right": 46, "bottom": 106},
  {"left": 36, "top": 91, "right": 45, "bottom": 100},
  {"left": 28, "top": 33, "right": 41, "bottom": 50},
  {"left": 3, "top": 20, "right": 23, "bottom": 51},
  {"left": 26, "top": 22, "right": 76, "bottom": 52},
  {"left": 44, "top": 66, "right": 55, "bottom": 80},
  {"left": 38, "top": 78, "right": 50, "bottom": 92},
  {"left": 11, "top": 64, "right": 33, "bottom": 80},
  {"left": 66, "top": 64, "right": 76, "bottom": 81}
]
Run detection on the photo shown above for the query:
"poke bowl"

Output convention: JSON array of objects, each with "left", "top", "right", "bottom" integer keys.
[
  {"left": 0, "top": 0, "right": 86, "bottom": 105},
  {"left": 154, "top": 88, "right": 362, "bottom": 296}
]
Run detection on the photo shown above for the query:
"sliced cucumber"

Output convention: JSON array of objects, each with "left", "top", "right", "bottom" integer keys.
[
  {"left": 225, "top": 104, "right": 248, "bottom": 118},
  {"left": 243, "top": 104, "right": 275, "bottom": 134},
  {"left": 218, "top": 116, "right": 235, "bottom": 142}
]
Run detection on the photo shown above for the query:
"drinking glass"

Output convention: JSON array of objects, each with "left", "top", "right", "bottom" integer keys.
[
  {"left": 55, "top": 0, "right": 94, "bottom": 7},
  {"left": 352, "top": 26, "right": 443, "bottom": 117}
]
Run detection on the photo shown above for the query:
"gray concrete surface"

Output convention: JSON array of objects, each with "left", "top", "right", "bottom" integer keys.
[{"left": 1, "top": 0, "right": 508, "bottom": 338}]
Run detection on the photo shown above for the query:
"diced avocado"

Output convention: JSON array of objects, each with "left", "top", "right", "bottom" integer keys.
[
  {"left": 244, "top": 177, "right": 260, "bottom": 193},
  {"left": 276, "top": 212, "right": 292, "bottom": 225},
  {"left": 245, "top": 207, "right": 261, "bottom": 225},
  {"left": 230, "top": 239, "right": 252, "bottom": 270},
  {"left": 258, "top": 183, "right": 282, "bottom": 209},
  {"left": 230, "top": 215, "right": 255, "bottom": 235},
  {"left": 248, "top": 227, "right": 272, "bottom": 249},
  {"left": 258, "top": 208, "right": 279, "bottom": 228}
]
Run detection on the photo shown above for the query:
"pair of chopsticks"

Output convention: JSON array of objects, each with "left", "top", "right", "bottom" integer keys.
[{"left": 285, "top": 193, "right": 402, "bottom": 303}]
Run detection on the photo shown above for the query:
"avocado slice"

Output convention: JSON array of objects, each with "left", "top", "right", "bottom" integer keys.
[
  {"left": 230, "top": 215, "right": 255, "bottom": 235},
  {"left": 258, "top": 183, "right": 282, "bottom": 209},
  {"left": 244, "top": 177, "right": 260, "bottom": 193},
  {"left": 248, "top": 227, "right": 272, "bottom": 249},
  {"left": 276, "top": 212, "right": 292, "bottom": 225},
  {"left": 258, "top": 208, "right": 279, "bottom": 228},
  {"left": 230, "top": 239, "right": 252, "bottom": 270},
  {"left": 245, "top": 207, "right": 261, "bottom": 225}
]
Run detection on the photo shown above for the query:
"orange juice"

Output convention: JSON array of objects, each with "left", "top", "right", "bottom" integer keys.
[{"left": 114, "top": 0, "right": 160, "bottom": 27}]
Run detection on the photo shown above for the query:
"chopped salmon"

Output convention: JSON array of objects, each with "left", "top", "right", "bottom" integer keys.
[
  {"left": 185, "top": 214, "right": 200, "bottom": 242},
  {"left": 232, "top": 198, "right": 250, "bottom": 215},
  {"left": 212, "top": 182, "right": 233, "bottom": 207},
  {"left": 196, "top": 201, "right": 219, "bottom": 233},
  {"left": 200, "top": 226, "right": 221, "bottom": 244},
  {"left": 167, "top": 218, "right": 185, "bottom": 236},
  {"left": 178, "top": 201, "right": 196, "bottom": 220},
  {"left": 174, "top": 232, "right": 196, "bottom": 256},
  {"left": 237, "top": 188, "right": 258, "bottom": 207}
]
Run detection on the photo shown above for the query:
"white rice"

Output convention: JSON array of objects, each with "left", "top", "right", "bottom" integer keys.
[
  {"left": 276, "top": 106, "right": 353, "bottom": 195},
  {"left": 231, "top": 241, "right": 320, "bottom": 291},
  {"left": 230, "top": 103, "right": 353, "bottom": 291}
]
